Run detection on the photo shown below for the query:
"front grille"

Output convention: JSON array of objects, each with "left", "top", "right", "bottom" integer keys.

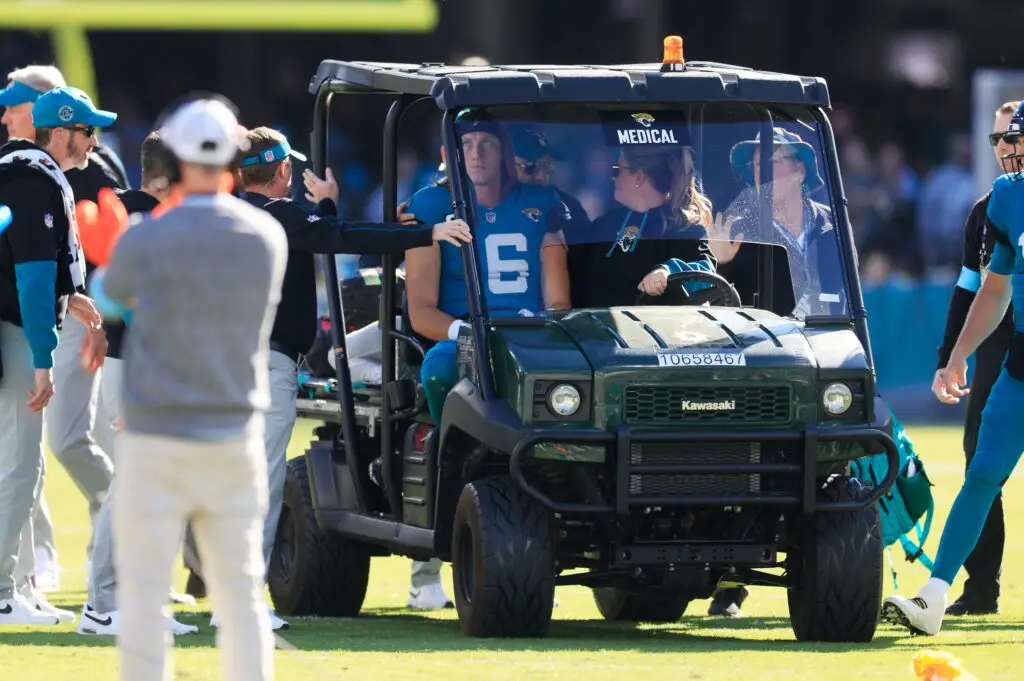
[
  {"left": 624, "top": 384, "right": 792, "bottom": 426},
  {"left": 629, "top": 441, "right": 762, "bottom": 497}
]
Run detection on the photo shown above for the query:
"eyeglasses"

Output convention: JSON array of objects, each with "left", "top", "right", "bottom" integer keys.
[
  {"left": 989, "top": 132, "right": 1022, "bottom": 147},
  {"left": 64, "top": 125, "right": 96, "bottom": 137},
  {"left": 611, "top": 164, "right": 638, "bottom": 178}
]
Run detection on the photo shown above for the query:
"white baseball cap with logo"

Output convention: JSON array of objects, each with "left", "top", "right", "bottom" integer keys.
[{"left": 159, "top": 98, "right": 248, "bottom": 167}]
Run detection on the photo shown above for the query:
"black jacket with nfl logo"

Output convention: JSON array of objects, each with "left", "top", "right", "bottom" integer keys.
[
  {"left": 0, "top": 139, "right": 80, "bottom": 332},
  {"left": 568, "top": 204, "right": 716, "bottom": 308}
]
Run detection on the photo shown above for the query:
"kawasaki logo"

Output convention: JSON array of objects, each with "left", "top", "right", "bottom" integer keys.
[{"left": 681, "top": 399, "right": 736, "bottom": 411}]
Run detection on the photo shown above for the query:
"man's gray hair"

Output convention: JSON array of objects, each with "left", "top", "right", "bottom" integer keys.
[{"left": 6, "top": 65, "right": 66, "bottom": 94}]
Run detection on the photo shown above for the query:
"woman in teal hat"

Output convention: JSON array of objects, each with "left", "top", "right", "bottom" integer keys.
[{"left": 709, "top": 126, "right": 844, "bottom": 319}]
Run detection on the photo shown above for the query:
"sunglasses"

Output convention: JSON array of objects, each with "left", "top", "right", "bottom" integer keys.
[
  {"left": 64, "top": 125, "right": 96, "bottom": 137},
  {"left": 611, "top": 164, "right": 637, "bottom": 178},
  {"left": 517, "top": 158, "right": 555, "bottom": 175},
  {"left": 989, "top": 132, "right": 1022, "bottom": 147}
]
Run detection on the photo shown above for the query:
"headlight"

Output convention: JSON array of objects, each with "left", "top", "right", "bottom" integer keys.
[
  {"left": 822, "top": 382, "right": 853, "bottom": 415},
  {"left": 548, "top": 384, "right": 581, "bottom": 417}
]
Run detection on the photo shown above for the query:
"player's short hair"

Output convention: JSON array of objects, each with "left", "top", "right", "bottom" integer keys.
[
  {"left": 996, "top": 100, "right": 1021, "bottom": 116},
  {"left": 140, "top": 131, "right": 170, "bottom": 188},
  {"left": 239, "top": 126, "right": 288, "bottom": 187},
  {"left": 5, "top": 64, "right": 66, "bottom": 94}
]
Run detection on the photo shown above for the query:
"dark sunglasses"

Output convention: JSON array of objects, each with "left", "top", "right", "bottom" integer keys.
[
  {"left": 517, "top": 158, "right": 555, "bottom": 175},
  {"left": 64, "top": 125, "right": 96, "bottom": 137},
  {"left": 989, "top": 132, "right": 1022, "bottom": 147},
  {"left": 611, "top": 164, "right": 637, "bottom": 178}
]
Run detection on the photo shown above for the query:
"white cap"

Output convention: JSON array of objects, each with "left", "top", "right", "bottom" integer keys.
[{"left": 160, "top": 98, "right": 246, "bottom": 167}]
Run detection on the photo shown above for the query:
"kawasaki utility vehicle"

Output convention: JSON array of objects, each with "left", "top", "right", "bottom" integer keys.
[{"left": 269, "top": 42, "right": 900, "bottom": 643}]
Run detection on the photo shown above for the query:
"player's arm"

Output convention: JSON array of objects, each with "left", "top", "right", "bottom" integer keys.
[
  {"left": 540, "top": 202, "right": 571, "bottom": 310},
  {"left": 949, "top": 249, "right": 1012, "bottom": 364},
  {"left": 4, "top": 180, "right": 60, "bottom": 369},
  {"left": 264, "top": 200, "right": 470, "bottom": 255},
  {"left": 948, "top": 185, "right": 1015, "bottom": 365},
  {"left": 405, "top": 244, "right": 460, "bottom": 342},
  {"left": 936, "top": 197, "right": 989, "bottom": 370}
]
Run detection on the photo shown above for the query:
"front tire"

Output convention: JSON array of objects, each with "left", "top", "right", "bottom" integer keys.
[
  {"left": 787, "top": 475, "right": 883, "bottom": 642},
  {"left": 451, "top": 476, "right": 555, "bottom": 637},
  {"left": 268, "top": 455, "right": 371, "bottom": 617}
]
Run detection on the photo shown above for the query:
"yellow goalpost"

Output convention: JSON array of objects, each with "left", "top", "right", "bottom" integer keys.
[{"left": 0, "top": 0, "right": 440, "bottom": 104}]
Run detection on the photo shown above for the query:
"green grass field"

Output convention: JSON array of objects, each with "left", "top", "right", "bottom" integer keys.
[{"left": 1, "top": 421, "right": 1020, "bottom": 680}]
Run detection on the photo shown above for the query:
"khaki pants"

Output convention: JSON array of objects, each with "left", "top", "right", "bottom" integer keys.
[{"left": 114, "top": 424, "right": 274, "bottom": 681}]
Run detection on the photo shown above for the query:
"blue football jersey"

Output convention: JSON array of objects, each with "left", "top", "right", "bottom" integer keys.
[
  {"left": 985, "top": 173, "right": 1024, "bottom": 333},
  {"left": 405, "top": 181, "right": 569, "bottom": 319}
]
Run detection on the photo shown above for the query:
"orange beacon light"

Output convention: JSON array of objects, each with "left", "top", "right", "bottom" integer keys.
[{"left": 663, "top": 35, "right": 684, "bottom": 66}]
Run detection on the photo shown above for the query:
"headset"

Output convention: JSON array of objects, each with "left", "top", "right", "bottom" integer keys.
[{"left": 150, "top": 91, "right": 249, "bottom": 186}]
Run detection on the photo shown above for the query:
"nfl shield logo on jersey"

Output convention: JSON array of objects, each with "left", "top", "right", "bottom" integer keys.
[{"left": 44, "top": 213, "right": 54, "bottom": 229}]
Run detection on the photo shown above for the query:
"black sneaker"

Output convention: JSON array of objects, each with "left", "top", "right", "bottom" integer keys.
[
  {"left": 945, "top": 597, "right": 999, "bottom": 616},
  {"left": 708, "top": 586, "right": 749, "bottom": 617}
]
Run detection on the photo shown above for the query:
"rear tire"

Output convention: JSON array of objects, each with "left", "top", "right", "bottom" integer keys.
[
  {"left": 268, "top": 455, "right": 371, "bottom": 617},
  {"left": 593, "top": 587, "right": 691, "bottom": 622},
  {"left": 451, "top": 476, "right": 555, "bottom": 637},
  {"left": 787, "top": 475, "right": 883, "bottom": 642}
]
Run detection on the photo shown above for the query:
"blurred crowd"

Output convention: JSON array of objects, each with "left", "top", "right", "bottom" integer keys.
[{"left": 831, "top": 106, "right": 977, "bottom": 285}]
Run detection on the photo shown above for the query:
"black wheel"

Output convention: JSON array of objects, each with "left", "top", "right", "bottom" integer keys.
[
  {"left": 268, "top": 455, "right": 371, "bottom": 617},
  {"left": 593, "top": 587, "right": 691, "bottom": 622},
  {"left": 451, "top": 476, "right": 555, "bottom": 637},
  {"left": 787, "top": 475, "right": 883, "bottom": 642}
]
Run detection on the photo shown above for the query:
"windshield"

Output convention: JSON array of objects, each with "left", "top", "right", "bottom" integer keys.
[{"left": 449, "top": 102, "right": 850, "bottom": 320}]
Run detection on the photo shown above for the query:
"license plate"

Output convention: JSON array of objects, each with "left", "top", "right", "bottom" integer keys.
[{"left": 657, "top": 352, "right": 746, "bottom": 367}]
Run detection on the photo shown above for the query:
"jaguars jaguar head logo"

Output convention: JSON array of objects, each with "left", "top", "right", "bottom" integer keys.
[
  {"left": 521, "top": 207, "right": 541, "bottom": 223},
  {"left": 631, "top": 113, "right": 655, "bottom": 128}
]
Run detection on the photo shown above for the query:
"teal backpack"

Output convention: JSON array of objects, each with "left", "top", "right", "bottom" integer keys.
[{"left": 849, "top": 406, "right": 935, "bottom": 588}]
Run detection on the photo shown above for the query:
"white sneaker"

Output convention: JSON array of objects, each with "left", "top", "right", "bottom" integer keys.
[
  {"left": 77, "top": 605, "right": 117, "bottom": 635},
  {"left": 881, "top": 587, "right": 948, "bottom": 636},
  {"left": 210, "top": 604, "right": 289, "bottom": 631},
  {"left": 34, "top": 548, "right": 61, "bottom": 593},
  {"left": 408, "top": 582, "right": 454, "bottom": 610},
  {"left": 168, "top": 591, "right": 196, "bottom": 606},
  {"left": 20, "top": 586, "right": 75, "bottom": 623},
  {"left": 0, "top": 594, "right": 61, "bottom": 626},
  {"left": 77, "top": 605, "right": 199, "bottom": 636}
]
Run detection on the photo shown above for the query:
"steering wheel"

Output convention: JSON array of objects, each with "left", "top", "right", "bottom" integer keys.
[{"left": 635, "top": 269, "right": 743, "bottom": 307}]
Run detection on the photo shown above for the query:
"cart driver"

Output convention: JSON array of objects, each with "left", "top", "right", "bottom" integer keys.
[{"left": 404, "top": 109, "right": 572, "bottom": 424}]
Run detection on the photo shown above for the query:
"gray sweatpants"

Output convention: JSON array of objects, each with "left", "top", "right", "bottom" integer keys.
[
  {"left": 184, "top": 350, "right": 295, "bottom": 583},
  {"left": 0, "top": 322, "right": 47, "bottom": 599},
  {"left": 87, "top": 357, "right": 124, "bottom": 612},
  {"left": 35, "top": 316, "right": 114, "bottom": 561}
]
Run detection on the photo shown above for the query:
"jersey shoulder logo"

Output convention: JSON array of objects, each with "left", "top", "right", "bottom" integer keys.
[
  {"left": 44, "top": 213, "right": 53, "bottom": 229},
  {"left": 306, "top": 214, "right": 320, "bottom": 223},
  {"left": 521, "top": 207, "right": 541, "bottom": 223}
]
